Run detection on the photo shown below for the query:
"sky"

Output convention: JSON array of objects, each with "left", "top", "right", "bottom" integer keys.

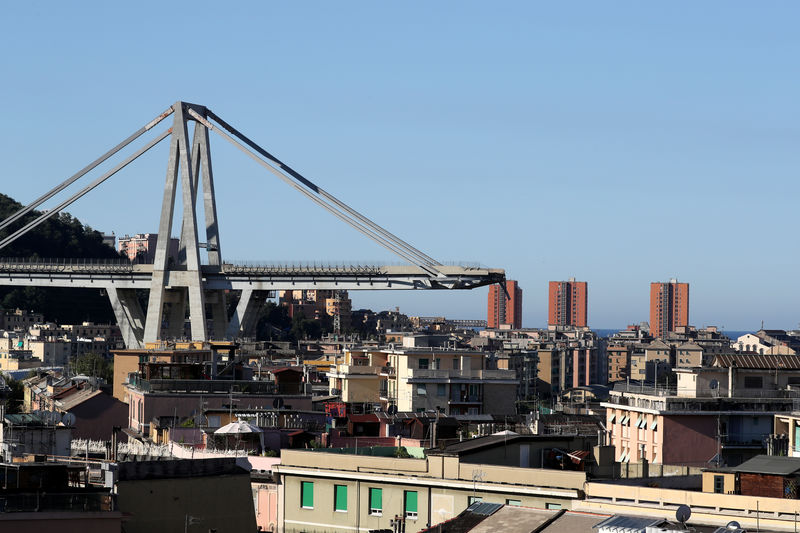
[{"left": 0, "top": 2, "right": 798, "bottom": 330}]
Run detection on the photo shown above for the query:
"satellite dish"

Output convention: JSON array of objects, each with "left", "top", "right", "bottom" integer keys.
[
  {"left": 272, "top": 398, "right": 284, "bottom": 409},
  {"left": 387, "top": 405, "right": 398, "bottom": 416},
  {"left": 676, "top": 504, "right": 692, "bottom": 524},
  {"left": 709, "top": 379, "right": 719, "bottom": 389},
  {"left": 726, "top": 521, "right": 741, "bottom": 530},
  {"left": 61, "top": 413, "right": 76, "bottom": 426}
]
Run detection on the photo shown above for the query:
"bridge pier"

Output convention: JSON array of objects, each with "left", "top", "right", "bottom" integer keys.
[{"left": 106, "top": 287, "right": 146, "bottom": 349}]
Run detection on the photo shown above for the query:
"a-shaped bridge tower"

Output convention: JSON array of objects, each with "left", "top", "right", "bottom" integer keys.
[{"left": 0, "top": 102, "right": 504, "bottom": 348}]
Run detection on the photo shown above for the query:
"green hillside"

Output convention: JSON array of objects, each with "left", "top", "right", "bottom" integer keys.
[{"left": 0, "top": 193, "right": 121, "bottom": 324}]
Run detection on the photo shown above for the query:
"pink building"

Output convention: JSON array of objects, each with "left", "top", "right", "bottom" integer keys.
[{"left": 118, "top": 233, "right": 179, "bottom": 263}]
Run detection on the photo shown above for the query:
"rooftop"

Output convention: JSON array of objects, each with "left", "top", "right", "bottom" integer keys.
[{"left": 709, "top": 454, "right": 800, "bottom": 476}]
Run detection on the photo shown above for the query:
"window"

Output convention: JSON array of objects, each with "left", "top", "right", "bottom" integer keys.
[
  {"left": 369, "top": 488, "right": 382, "bottom": 515},
  {"left": 713, "top": 475, "right": 724, "bottom": 494},
  {"left": 417, "top": 384, "right": 427, "bottom": 396},
  {"left": 468, "top": 496, "right": 483, "bottom": 506},
  {"left": 453, "top": 359, "right": 460, "bottom": 370},
  {"left": 744, "top": 376, "right": 763, "bottom": 389},
  {"left": 301, "top": 481, "right": 314, "bottom": 509},
  {"left": 418, "top": 358, "right": 429, "bottom": 370},
  {"left": 546, "top": 503, "right": 562, "bottom": 510},
  {"left": 506, "top": 499, "right": 521, "bottom": 506},
  {"left": 435, "top": 358, "right": 442, "bottom": 370},
  {"left": 404, "top": 490, "right": 418, "bottom": 519},
  {"left": 437, "top": 384, "right": 446, "bottom": 396},
  {"left": 334, "top": 484, "right": 347, "bottom": 512}
]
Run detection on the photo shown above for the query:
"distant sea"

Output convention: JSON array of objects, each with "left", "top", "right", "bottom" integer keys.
[{"left": 594, "top": 328, "right": 751, "bottom": 340}]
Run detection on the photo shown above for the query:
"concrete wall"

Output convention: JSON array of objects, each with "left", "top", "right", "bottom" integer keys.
[
  {"left": 116, "top": 472, "right": 256, "bottom": 533},
  {"left": 580, "top": 480, "right": 800, "bottom": 532}
]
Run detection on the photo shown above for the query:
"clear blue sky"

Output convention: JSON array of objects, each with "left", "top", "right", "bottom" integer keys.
[{"left": 1, "top": 2, "right": 798, "bottom": 330}]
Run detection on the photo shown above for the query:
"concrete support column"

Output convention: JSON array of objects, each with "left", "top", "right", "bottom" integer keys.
[{"left": 107, "top": 286, "right": 145, "bottom": 349}]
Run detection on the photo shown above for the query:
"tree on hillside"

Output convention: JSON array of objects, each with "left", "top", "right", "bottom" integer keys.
[{"left": 0, "top": 193, "right": 122, "bottom": 324}]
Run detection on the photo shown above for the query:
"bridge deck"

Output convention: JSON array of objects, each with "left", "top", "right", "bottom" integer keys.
[{"left": 0, "top": 259, "right": 503, "bottom": 291}]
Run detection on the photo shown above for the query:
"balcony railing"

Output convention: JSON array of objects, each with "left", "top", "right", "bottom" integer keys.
[
  {"left": 408, "top": 369, "right": 516, "bottom": 381},
  {"left": 128, "top": 375, "right": 278, "bottom": 394},
  {"left": 329, "top": 364, "right": 382, "bottom": 376},
  {"left": 0, "top": 492, "right": 114, "bottom": 513},
  {"left": 449, "top": 394, "right": 482, "bottom": 404}
]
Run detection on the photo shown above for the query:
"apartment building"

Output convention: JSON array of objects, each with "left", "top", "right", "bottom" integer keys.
[
  {"left": 327, "top": 347, "right": 518, "bottom": 415},
  {"left": 649, "top": 279, "right": 689, "bottom": 338},
  {"left": 548, "top": 278, "right": 588, "bottom": 327},
  {"left": 275, "top": 435, "right": 591, "bottom": 532},
  {"left": 606, "top": 344, "right": 631, "bottom": 383},
  {"left": 118, "top": 233, "right": 179, "bottom": 263},
  {"left": 604, "top": 354, "right": 800, "bottom": 467},
  {"left": 487, "top": 280, "right": 522, "bottom": 329}
]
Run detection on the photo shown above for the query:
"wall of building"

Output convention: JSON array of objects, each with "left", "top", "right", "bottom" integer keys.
[
  {"left": 580, "top": 480, "right": 800, "bottom": 532},
  {"left": 116, "top": 472, "right": 255, "bottom": 533},
  {"left": 253, "top": 481, "right": 279, "bottom": 533},
  {"left": 662, "top": 416, "right": 717, "bottom": 466},
  {"left": 701, "top": 471, "right": 736, "bottom": 494}
]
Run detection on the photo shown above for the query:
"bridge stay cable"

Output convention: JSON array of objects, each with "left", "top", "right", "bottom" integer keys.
[
  {"left": 203, "top": 109, "right": 442, "bottom": 272},
  {"left": 0, "top": 128, "right": 173, "bottom": 251},
  {"left": 190, "top": 109, "right": 443, "bottom": 278},
  {"left": 0, "top": 106, "right": 174, "bottom": 234}
]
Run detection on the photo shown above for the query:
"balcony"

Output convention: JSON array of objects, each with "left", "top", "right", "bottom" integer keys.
[
  {"left": 0, "top": 492, "right": 114, "bottom": 513},
  {"left": 127, "top": 375, "right": 278, "bottom": 394},
  {"left": 407, "top": 369, "right": 517, "bottom": 382},
  {"left": 328, "top": 364, "right": 382, "bottom": 377},
  {"left": 449, "top": 394, "right": 482, "bottom": 404},
  {"left": 379, "top": 387, "right": 397, "bottom": 401}
]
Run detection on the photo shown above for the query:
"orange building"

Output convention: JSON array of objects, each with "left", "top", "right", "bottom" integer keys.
[
  {"left": 649, "top": 279, "right": 689, "bottom": 338},
  {"left": 487, "top": 280, "right": 523, "bottom": 329},
  {"left": 548, "top": 278, "right": 587, "bottom": 327}
]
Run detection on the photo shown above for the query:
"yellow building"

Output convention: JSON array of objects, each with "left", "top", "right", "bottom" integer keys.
[
  {"left": 327, "top": 347, "right": 518, "bottom": 415},
  {"left": 275, "top": 439, "right": 588, "bottom": 533}
]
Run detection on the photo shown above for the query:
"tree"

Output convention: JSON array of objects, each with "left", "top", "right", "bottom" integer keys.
[
  {"left": 5, "top": 376, "right": 24, "bottom": 414},
  {"left": 70, "top": 352, "right": 113, "bottom": 383}
]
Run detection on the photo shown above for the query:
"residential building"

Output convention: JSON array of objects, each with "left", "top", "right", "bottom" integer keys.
[
  {"left": 604, "top": 354, "right": 800, "bottom": 467},
  {"left": 548, "top": 278, "right": 588, "bottom": 327},
  {"left": 487, "top": 280, "right": 522, "bottom": 329},
  {"left": 327, "top": 347, "right": 518, "bottom": 415},
  {"left": 275, "top": 435, "right": 593, "bottom": 532},
  {"left": 0, "top": 308, "right": 44, "bottom": 331},
  {"left": 606, "top": 344, "right": 631, "bottom": 383},
  {"left": 0, "top": 462, "right": 122, "bottom": 532},
  {"left": 674, "top": 341, "right": 704, "bottom": 368},
  {"left": 117, "top": 233, "right": 178, "bottom": 263},
  {"left": 649, "top": 279, "right": 689, "bottom": 338}
]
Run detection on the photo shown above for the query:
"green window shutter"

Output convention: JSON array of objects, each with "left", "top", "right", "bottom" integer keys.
[
  {"left": 334, "top": 485, "right": 347, "bottom": 511},
  {"left": 404, "top": 491, "right": 418, "bottom": 513},
  {"left": 301, "top": 481, "right": 314, "bottom": 508},
  {"left": 369, "top": 487, "right": 382, "bottom": 511}
]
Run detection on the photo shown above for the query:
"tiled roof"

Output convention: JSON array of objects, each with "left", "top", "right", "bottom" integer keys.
[{"left": 712, "top": 353, "right": 800, "bottom": 369}]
